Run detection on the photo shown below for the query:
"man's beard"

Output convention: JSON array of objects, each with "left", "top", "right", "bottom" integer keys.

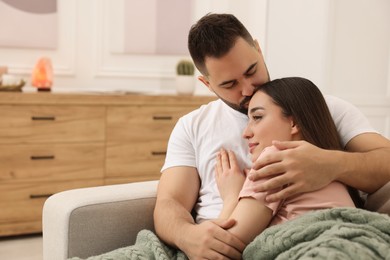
[
  {"left": 215, "top": 75, "right": 271, "bottom": 115},
  {"left": 209, "top": 60, "right": 271, "bottom": 115},
  {"left": 216, "top": 94, "right": 252, "bottom": 115}
]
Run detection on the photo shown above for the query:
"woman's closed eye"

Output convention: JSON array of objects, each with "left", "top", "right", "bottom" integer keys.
[{"left": 252, "top": 115, "right": 263, "bottom": 121}]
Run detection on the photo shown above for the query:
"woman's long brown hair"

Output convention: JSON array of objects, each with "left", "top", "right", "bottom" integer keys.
[
  {"left": 257, "top": 77, "right": 342, "bottom": 150},
  {"left": 257, "top": 77, "right": 363, "bottom": 207}
]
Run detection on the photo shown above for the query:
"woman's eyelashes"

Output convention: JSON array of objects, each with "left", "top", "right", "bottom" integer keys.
[{"left": 251, "top": 114, "right": 263, "bottom": 121}]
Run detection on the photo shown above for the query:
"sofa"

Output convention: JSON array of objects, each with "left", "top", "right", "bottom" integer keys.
[
  {"left": 42, "top": 180, "right": 390, "bottom": 260},
  {"left": 42, "top": 181, "right": 158, "bottom": 260}
]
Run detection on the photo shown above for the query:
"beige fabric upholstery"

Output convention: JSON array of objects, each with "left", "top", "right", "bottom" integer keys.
[
  {"left": 42, "top": 180, "right": 390, "bottom": 260},
  {"left": 42, "top": 181, "right": 158, "bottom": 260}
]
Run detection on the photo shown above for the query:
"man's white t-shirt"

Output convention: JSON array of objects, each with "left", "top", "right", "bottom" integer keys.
[{"left": 161, "top": 95, "right": 376, "bottom": 223}]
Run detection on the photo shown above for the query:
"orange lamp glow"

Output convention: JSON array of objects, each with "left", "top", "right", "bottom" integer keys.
[{"left": 32, "top": 57, "right": 53, "bottom": 91}]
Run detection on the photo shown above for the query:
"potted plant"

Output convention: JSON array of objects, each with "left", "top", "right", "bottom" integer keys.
[{"left": 175, "top": 59, "right": 195, "bottom": 95}]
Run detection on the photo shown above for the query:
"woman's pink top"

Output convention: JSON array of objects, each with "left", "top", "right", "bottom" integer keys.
[{"left": 239, "top": 146, "right": 355, "bottom": 226}]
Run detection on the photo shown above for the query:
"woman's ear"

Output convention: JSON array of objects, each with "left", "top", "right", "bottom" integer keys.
[{"left": 290, "top": 118, "right": 300, "bottom": 135}]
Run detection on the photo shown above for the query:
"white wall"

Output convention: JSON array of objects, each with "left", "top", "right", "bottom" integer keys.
[
  {"left": 1, "top": 0, "right": 389, "bottom": 137},
  {"left": 264, "top": 0, "right": 390, "bottom": 138},
  {"left": 265, "top": 0, "right": 330, "bottom": 88},
  {"left": 0, "top": 0, "right": 268, "bottom": 94},
  {"left": 327, "top": 0, "right": 390, "bottom": 138}
]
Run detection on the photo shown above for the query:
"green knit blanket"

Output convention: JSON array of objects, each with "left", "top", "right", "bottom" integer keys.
[
  {"left": 70, "top": 208, "right": 390, "bottom": 260},
  {"left": 243, "top": 207, "right": 390, "bottom": 259},
  {"left": 68, "top": 230, "right": 187, "bottom": 260}
]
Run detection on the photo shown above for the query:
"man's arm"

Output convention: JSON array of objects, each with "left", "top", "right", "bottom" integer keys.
[
  {"left": 154, "top": 166, "right": 245, "bottom": 259},
  {"left": 248, "top": 133, "right": 390, "bottom": 202},
  {"left": 339, "top": 133, "right": 390, "bottom": 192}
]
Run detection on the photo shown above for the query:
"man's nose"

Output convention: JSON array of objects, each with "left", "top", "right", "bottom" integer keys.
[{"left": 241, "top": 80, "right": 254, "bottom": 96}]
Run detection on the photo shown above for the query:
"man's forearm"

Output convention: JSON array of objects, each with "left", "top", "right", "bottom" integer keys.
[
  {"left": 336, "top": 147, "right": 390, "bottom": 193},
  {"left": 154, "top": 198, "right": 195, "bottom": 249}
]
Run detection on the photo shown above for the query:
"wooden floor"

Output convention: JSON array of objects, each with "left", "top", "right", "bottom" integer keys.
[{"left": 0, "top": 234, "right": 42, "bottom": 260}]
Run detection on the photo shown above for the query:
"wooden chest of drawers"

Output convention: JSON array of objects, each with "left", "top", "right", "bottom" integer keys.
[{"left": 0, "top": 92, "right": 215, "bottom": 236}]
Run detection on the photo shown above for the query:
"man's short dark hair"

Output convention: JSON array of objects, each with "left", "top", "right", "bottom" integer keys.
[{"left": 188, "top": 13, "right": 254, "bottom": 76}]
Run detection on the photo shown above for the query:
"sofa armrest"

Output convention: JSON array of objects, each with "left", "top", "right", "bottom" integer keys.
[
  {"left": 42, "top": 180, "right": 158, "bottom": 260},
  {"left": 365, "top": 181, "right": 390, "bottom": 215}
]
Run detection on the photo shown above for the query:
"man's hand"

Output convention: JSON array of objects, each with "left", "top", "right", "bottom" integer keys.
[
  {"left": 248, "top": 140, "right": 337, "bottom": 202},
  {"left": 179, "top": 218, "right": 245, "bottom": 260}
]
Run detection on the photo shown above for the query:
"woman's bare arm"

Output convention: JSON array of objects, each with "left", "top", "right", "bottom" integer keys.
[{"left": 215, "top": 149, "right": 273, "bottom": 245}]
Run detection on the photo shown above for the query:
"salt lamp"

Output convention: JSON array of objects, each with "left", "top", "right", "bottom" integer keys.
[
  {"left": 0, "top": 66, "right": 8, "bottom": 77},
  {"left": 31, "top": 57, "right": 53, "bottom": 91}
]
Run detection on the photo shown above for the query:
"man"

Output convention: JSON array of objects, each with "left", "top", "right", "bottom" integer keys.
[{"left": 154, "top": 13, "right": 390, "bottom": 259}]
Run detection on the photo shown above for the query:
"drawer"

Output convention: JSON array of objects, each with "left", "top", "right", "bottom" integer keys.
[
  {"left": 107, "top": 105, "right": 196, "bottom": 142},
  {"left": 0, "top": 105, "right": 105, "bottom": 144},
  {"left": 0, "top": 143, "right": 104, "bottom": 183},
  {"left": 105, "top": 140, "right": 166, "bottom": 179},
  {"left": 0, "top": 179, "right": 103, "bottom": 235},
  {"left": 0, "top": 219, "right": 42, "bottom": 236}
]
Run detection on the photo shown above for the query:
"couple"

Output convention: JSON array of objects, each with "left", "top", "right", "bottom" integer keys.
[
  {"left": 214, "top": 77, "right": 357, "bottom": 245},
  {"left": 154, "top": 13, "right": 390, "bottom": 259}
]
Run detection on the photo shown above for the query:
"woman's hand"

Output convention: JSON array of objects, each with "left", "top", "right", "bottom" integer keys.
[{"left": 215, "top": 148, "right": 247, "bottom": 203}]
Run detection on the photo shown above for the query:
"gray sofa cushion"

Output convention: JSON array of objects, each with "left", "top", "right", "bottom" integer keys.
[{"left": 68, "top": 197, "right": 156, "bottom": 258}]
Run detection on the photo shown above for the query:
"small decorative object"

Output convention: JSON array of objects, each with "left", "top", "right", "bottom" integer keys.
[
  {"left": 31, "top": 57, "right": 53, "bottom": 91},
  {"left": 175, "top": 59, "right": 195, "bottom": 95},
  {"left": 0, "top": 66, "right": 8, "bottom": 77},
  {"left": 0, "top": 74, "right": 25, "bottom": 92}
]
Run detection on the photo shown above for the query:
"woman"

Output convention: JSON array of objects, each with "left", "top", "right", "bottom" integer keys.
[{"left": 215, "top": 77, "right": 357, "bottom": 245}]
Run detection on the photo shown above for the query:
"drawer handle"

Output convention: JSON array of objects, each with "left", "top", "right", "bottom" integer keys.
[
  {"left": 153, "top": 116, "right": 172, "bottom": 121},
  {"left": 151, "top": 151, "right": 167, "bottom": 156},
  {"left": 30, "top": 155, "right": 55, "bottom": 160},
  {"left": 31, "top": 116, "right": 56, "bottom": 121},
  {"left": 30, "top": 194, "right": 53, "bottom": 199}
]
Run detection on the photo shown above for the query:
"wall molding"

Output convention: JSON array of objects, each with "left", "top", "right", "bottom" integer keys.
[
  {"left": 93, "top": 0, "right": 184, "bottom": 79},
  {"left": 0, "top": 0, "right": 77, "bottom": 77}
]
